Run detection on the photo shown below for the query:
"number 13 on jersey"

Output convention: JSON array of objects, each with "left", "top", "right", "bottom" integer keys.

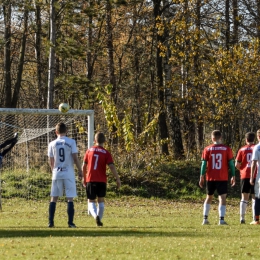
[{"left": 211, "top": 153, "right": 222, "bottom": 169}]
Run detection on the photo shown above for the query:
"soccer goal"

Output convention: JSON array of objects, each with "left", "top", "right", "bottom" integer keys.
[{"left": 0, "top": 108, "right": 94, "bottom": 208}]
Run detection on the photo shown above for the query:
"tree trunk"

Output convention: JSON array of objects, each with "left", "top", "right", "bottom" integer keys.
[
  {"left": 232, "top": 0, "right": 238, "bottom": 44},
  {"left": 34, "top": 2, "right": 45, "bottom": 108},
  {"left": 163, "top": 0, "right": 184, "bottom": 158},
  {"left": 133, "top": 37, "right": 142, "bottom": 136},
  {"left": 86, "top": 0, "right": 93, "bottom": 80},
  {"left": 182, "top": 0, "right": 196, "bottom": 158},
  {"left": 47, "top": 0, "right": 57, "bottom": 109},
  {"left": 106, "top": 0, "right": 117, "bottom": 104},
  {"left": 195, "top": 0, "right": 204, "bottom": 154},
  {"left": 3, "top": 2, "right": 12, "bottom": 108},
  {"left": 11, "top": 8, "right": 29, "bottom": 108},
  {"left": 153, "top": 0, "right": 169, "bottom": 155},
  {"left": 105, "top": 0, "right": 118, "bottom": 143},
  {"left": 225, "top": 0, "right": 230, "bottom": 50},
  {"left": 257, "top": 0, "right": 260, "bottom": 39}
]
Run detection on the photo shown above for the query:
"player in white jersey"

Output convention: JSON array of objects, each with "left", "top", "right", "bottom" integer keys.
[
  {"left": 47, "top": 123, "right": 82, "bottom": 228},
  {"left": 250, "top": 129, "right": 260, "bottom": 224}
]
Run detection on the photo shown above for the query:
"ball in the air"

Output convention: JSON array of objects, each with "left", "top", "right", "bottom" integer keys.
[{"left": 58, "top": 103, "right": 70, "bottom": 113}]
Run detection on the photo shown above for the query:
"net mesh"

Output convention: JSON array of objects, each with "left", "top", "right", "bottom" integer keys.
[{"left": 0, "top": 111, "right": 91, "bottom": 202}]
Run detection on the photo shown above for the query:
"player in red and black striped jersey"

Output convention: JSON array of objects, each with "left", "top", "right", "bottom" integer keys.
[
  {"left": 199, "top": 130, "right": 235, "bottom": 225},
  {"left": 82, "top": 132, "right": 121, "bottom": 226},
  {"left": 235, "top": 132, "right": 256, "bottom": 224}
]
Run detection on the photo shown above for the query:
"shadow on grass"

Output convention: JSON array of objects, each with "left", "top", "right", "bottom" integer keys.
[{"left": 0, "top": 228, "right": 202, "bottom": 238}]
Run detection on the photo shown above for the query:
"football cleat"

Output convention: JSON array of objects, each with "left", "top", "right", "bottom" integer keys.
[
  {"left": 240, "top": 219, "right": 245, "bottom": 224},
  {"left": 250, "top": 221, "right": 259, "bottom": 225},
  {"left": 218, "top": 220, "right": 228, "bottom": 225},
  {"left": 48, "top": 222, "right": 54, "bottom": 228},
  {"left": 202, "top": 219, "right": 210, "bottom": 225},
  {"left": 68, "top": 223, "right": 77, "bottom": 228},
  {"left": 96, "top": 216, "right": 103, "bottom": 227}
]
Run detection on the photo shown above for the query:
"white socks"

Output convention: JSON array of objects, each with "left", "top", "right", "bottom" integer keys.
[
  {"left": 88, "top": 202, "right": 105, "bottom": 220},
  {"left": 252, "top": 199, "right": 255, "bottom": 220},
  {"left": 203, "top": 203, "right": 210, "bottom": 217},
  {"left": 203, "top": 203, "right": 227, "bottom": 221},
  {"left": 88, "top": 202, "right": 97, "bottom": 218},
  {"left": 219, "top": 205, "right": 226, "bottom": 218},
  {"left": 240, "top": 200, "right": 248, "bottom": 220},
  {"left": 97, "top": 202, "right": 105, "bottom": 220}
]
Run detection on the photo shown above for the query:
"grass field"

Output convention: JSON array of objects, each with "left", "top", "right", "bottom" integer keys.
[{"left": 0, "top": 197, "right": 260, "bottom": 260}]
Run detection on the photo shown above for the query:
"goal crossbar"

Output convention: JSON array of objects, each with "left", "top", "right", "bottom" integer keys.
[{"left": 0, "top": 108, "right": 94, "bottom": 148}]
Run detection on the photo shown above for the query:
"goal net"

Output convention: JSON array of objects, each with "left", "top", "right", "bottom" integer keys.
[{"left": 0, "top": 108, "right": 94, "bottom": 206}]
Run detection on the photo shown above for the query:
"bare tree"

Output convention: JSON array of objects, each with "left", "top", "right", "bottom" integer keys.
[
  {"left": 47, "top": 0, "right": 57, "bottom": 109},
  {"left": 152, "top": 0, "right": 169, "bottom": 155},
  {"left": 11, "top": 7, "right": 29, "bottom": 107},
  {"left": 34, "top": 0, "right": 46, "bottom": 108},
  {"left": 106, "top": 0, "right": 117, "bottom": 104},
  {"left": 3, "top": 1, "right": 12, "bottom": 107}
]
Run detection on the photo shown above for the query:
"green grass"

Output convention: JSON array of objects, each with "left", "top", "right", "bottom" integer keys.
[{"left": 1, "top": 197, "right": 260, "bottom": 259}]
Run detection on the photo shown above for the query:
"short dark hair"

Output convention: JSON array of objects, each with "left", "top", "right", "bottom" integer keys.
[
  {"left": 212, "top": 130, "right": 221, "bottom": 139},
  {"left": 245, "top": 132, "right": 255, "bottom": 143},
  {"left": 56, "top": 123, "right": 67, "bottom": 134},
  {"left": 95, "top": 132, "right": 106, "bottom": 144}
]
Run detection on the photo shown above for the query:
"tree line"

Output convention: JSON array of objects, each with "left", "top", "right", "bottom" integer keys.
[{"left": 1, "top": 0, "right": 260, "bottom": 164}]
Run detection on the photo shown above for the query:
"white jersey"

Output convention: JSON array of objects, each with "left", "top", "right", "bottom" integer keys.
[
  {"left": 48, "top": 136, "right": 78, "bottom": 180},
  {"left": 252, "top": 143, "right": 260, "bottom": 180}
]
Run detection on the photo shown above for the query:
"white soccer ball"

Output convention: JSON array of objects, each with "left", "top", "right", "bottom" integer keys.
[{"left": 58, "top": 103, "right": 70, "bottom": 113}]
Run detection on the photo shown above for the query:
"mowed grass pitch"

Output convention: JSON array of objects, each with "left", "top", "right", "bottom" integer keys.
[{"left": 0, "top": 197, "right": 260, "bottom": 260}]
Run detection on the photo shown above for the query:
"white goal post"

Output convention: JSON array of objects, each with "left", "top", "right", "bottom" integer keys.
[
  {"left": 0, "top": 108, "right": 94, "bottom": 208},
  {"left": 0, "top": 108, "right": 94, "bottom": 148}
]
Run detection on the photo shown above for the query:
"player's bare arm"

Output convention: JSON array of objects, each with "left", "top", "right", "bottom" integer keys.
[
  {"left": 81, "top": 161, "right": 87, "bottom": 187},
  {"left": 199, "top": 175, "right": 205, "bottom": 188},
  {"left": 48, "top": 157, "right": 54, "bottom": 173},
  {"left": 230, "top": 176, "right": 235, "bottom": 187},
  {"left": 235, "top": 161, "right": 241, "bottom": 170},
  {"left": 250, "top": 160, "right": 257, "bottom": 185},
  {"left": 109, "top": 164, "right": 121, "bottom": 189},
  {"left": 72, "top": 153, "right": 82, "bottom": 180},
  {"left": 229, "top": 159, "right": 236, "bottom": 187}
]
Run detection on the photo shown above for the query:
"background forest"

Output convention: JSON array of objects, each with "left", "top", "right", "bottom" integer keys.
[{"left": 1, "top": 0, "right": 260, "bottom": 180}]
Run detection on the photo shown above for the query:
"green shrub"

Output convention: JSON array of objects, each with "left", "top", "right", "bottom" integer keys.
[{"left": 0, "top": 161, "right": 240, "bottom": 200}]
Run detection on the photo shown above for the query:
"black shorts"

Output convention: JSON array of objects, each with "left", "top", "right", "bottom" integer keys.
[
  {"left": 206, "top": 181, "right": 228, "bottom": 196},
  {"left": 241, "top": 178, "right": 255, "bottom": 194},
  {"left": 86, "top": 182, "right": 107, "bottom": 200}
]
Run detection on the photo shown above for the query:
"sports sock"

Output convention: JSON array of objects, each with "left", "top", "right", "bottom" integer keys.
[
  {"left": 219, "top": 205, "right": 226, "bottom": 219},
  {"left": 89, "top": 202, "right": 97, "bottom": 218},
  {"left": 203, "top": 203, "right": 210, "bottom": 219},
  {"left": 67, "top": 201, "right": 75, "bottom": 224},
  {"left": 240, "top": 200, "right": 248, "bottom": 220},
  {"left": 49, "top": 202, "right": 56, "bottom": 224},
  {"left": 97, "top": 202, "right": 105, "bottom": 220},
  {"left": 87, "top": 200, "right": 91, "bottom": 216},
  {"left": 252, "top": 199, "right": 255, "bottom": 220}
]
